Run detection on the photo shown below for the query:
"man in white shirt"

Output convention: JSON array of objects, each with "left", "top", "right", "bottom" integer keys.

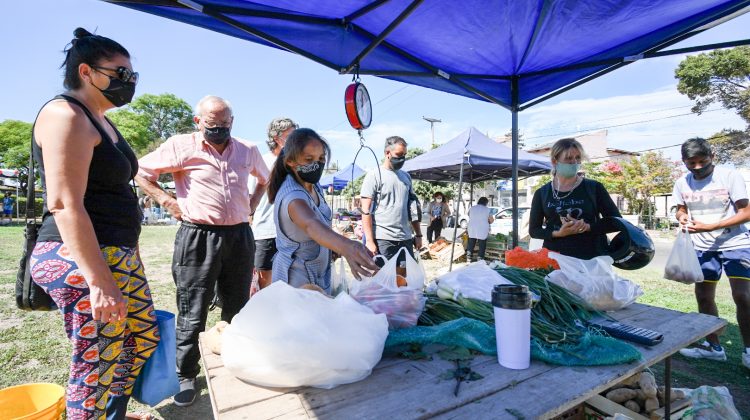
[
  {"left": 466, "top": 197, "right": 494, "bottom": 261},
  {"left": 673, "top": 137, "right": 750, "bottom": 370}
]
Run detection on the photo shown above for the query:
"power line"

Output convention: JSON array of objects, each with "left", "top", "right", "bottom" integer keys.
[
  {"left": 526, "top": 108, "right": 726, "bottom": 141},
  {"left": 586, "top": 130, "right": 747, "bottom": 159},
  {"left": 529, "top": 104, "right": 695, "bottom": 135},
  {"left": 325, "top": 85, "right": 411, "bottom": 130}
]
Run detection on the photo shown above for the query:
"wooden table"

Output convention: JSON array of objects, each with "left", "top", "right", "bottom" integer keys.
[{"left": 198, "top": 303, "right": 725, "bottom": 419}]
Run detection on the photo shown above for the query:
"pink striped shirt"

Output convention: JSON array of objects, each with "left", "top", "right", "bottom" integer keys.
[{"left": 138, "top": 132, "right": 270, "bottom": 226}]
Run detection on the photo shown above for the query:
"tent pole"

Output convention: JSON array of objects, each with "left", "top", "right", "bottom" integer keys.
[
  {"left": 470, "top": 182, "right": 474, "bottom": 206},
  {"left": 449, "top": 156, "right": 466, "bottom": 271},
  {"left": 511, "top": 77, "right": 520, "bottom": 248}
]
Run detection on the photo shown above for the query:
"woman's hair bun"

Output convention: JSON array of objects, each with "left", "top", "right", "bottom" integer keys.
[{"left": 73, "top": 27, "right": 94, "bottom": 40}]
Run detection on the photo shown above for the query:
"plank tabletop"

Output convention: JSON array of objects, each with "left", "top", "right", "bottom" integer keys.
[{"left": 198, "top": 303, "right": 726, "bottom": 420}]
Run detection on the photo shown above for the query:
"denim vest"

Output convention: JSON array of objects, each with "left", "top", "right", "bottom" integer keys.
[{"left": 272, "top": 176, "right": 332, "bottom": 293}]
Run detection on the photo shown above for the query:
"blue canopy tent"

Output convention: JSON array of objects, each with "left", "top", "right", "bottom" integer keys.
[
  {"left": 319, "top": 163, "right": 365, "bottom": 191},
  {"left": 104, "top": 0, "right": 750, "bottom": 247},
  {"left": 403, "top": 127, "right": 551, "bottom": 183},
  {"left": 403, "top": 126, "right": 552, "bottom": 267}
]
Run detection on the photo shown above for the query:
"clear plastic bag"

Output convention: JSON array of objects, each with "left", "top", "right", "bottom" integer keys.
[
  {"left": 222, "top": 282, "right": 389, "bottom": 389},
  {"left": 349, "top": 248, "right": 427, "bottom": 329},
  {"left": 547, "top": 253, "right": 642, "bottom": 311},
  {"left": 664, "top": 226, "right": 704, "bottom": 284}
]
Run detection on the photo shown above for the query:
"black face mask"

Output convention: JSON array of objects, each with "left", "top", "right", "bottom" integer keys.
[
  {"left": 295, "top": 161, "right": 325, "bottom": 184},
  {"left": 93, "top": 77, "right": 136, "bottom": 108},
  {"left": 204, "top": 126, "right": 231, "bottom": 144},
  {"left": 689, "top": 164, "right": 713, "bottom": 179},
  {"left": 389, "top": 155, "right": 406, "bottom": 171}
]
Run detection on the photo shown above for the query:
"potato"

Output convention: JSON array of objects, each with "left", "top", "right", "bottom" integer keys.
[
  {"left": 644, "top": 397, "right": 660, "bottom": 413},
  {"left": 657, "top": 386, "right": 686, "bottom": 405},
  {"left": 638, "top": 371, "right": 658, "bottom": 398},
  {"left": 624, "top": 400, "right": 640, "bottom": 413},
  {"left": 634, "top": 389, "right": 647, "bottom": 405},
  {"left": 620, "top": 372, "right": 641, "bottom": 388},
  {"left": 205, "top": 321, "right": 229, "bottom": 355},
  {"left": 605, "top": 388, "right": 638, "bottom": 403}
]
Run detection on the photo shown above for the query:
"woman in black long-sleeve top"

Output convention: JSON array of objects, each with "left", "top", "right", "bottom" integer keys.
[{"left": 529, "top": 138, "right": 621, "bottom": 260}]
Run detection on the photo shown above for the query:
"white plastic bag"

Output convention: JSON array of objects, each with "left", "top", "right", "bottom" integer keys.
[
  {"left": 664, "top": 226, "right": 704, "bottom": 284},
  {"left": 547, "top": 253, "right": 642, "bottom": 311},
  {"left": 435, "top": 261, "right": 511, "bottom": 302},
  {"left": 683, "top": 386, "right": 741, "bottom": 420},
  {"left": 349, "top": 248, "right": 427, "bottom": 329},
  {"left": 222, "top": 282, "right": 389, "bottom": 389}
]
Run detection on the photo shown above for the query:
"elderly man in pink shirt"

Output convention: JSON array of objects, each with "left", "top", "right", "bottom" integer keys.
[{"left": 135, "top": 95, "right": 269, "bottom": 406}]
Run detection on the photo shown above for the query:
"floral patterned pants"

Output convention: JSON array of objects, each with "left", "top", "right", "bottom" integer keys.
[{"left": 30, "top": 242, "right": 159, "bottom": 420}]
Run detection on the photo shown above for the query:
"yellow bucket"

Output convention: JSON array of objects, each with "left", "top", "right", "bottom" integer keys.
[{"left": 0, "top": 383, "right": 65, "bottom": 420}]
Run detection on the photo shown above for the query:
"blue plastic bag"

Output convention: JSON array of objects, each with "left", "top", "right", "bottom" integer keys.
[{"left": 132, "top": 310, "right": 179, "bottom": 406}]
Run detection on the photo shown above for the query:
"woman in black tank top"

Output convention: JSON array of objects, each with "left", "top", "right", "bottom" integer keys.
[{"left": 29, "top": 28, "right": 159, "bottom": 420}]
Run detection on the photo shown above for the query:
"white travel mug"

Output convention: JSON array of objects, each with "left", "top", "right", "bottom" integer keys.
[{"left": 492, "top": 284, "right": 532, "bottom": 370}]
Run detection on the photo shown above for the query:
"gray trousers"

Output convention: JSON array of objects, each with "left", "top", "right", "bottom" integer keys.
[{"left": 172, "top": 221, "right": 254, "bottom": 379}]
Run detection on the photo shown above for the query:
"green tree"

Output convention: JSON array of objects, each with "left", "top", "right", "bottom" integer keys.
[
  {"left": 675, "top": 46, "right": 750, "bottom": 126},
  {"left": 108, "top": 93, "right": 194, "bottom": 156},
  {"left": 0, "top": 120, "right": 32, "bottom": 164},
  {"left": 618, "top": 152, "right": 680, "bottom": 215},
  {"left": 107, "top": 109, "right": 152, "bottom": 153},
  {"left": 130, "top": 93, "right": 194, "bottom": 141},
  {"left": 0, "top": 120, "right": 34, "bottom": 193},
  {"left": 707, "top": 129, "right": 750, "bottom": 165}
]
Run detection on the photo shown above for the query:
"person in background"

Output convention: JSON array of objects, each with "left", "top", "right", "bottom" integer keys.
[
  {"left": 136, "top": 95, "right": 269, "bottom": 406},
  {"left": 426, "top": 191, "right": 450, "bottom": 243},
  {"left": 267, "top": 128, "right": 378, "bottom": 291},
  {"left": 466, "top": 197, "right": 494, "bottom": 261},
  {"left": 360, "top": 136, "right": 422, "bottom": 264},
  {"left": 673, "top": 138, "right": 750, "bottom": 370},
  {"left": 2, "top": 192, "right": 14, "bottom": 224},
  {"left": 29, "top": 27, "right": 158, "bottom": 419},
  {"left": 529, "top": 138, "right": 621, "bottom": 259},
  {"left": 250, "top": 117, "right": 297, "bottom": 289}
]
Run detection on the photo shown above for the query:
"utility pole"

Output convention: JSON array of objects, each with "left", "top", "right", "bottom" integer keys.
[{"left": 422, "top": 116, "right": 441, "bottom": 149}]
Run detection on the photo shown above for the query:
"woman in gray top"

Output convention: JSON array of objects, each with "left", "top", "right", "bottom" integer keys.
[{"left": 267, "top": 128, "right": 378, "bottom": 292}]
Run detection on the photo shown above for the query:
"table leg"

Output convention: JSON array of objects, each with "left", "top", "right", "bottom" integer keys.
[{"left": 664, "top": 355, "right": 672, "bottom": 420}]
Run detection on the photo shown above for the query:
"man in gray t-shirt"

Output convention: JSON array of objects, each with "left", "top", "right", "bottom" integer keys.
[
  {"left": 673, "top": 138, "right": 750, "bottom": 370},
  {"left": 360, "top": 136, "right": 422, "bottom": 262}
]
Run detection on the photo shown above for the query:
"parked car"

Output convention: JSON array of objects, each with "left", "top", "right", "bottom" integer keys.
[
  {"left": 490, "top": 206, "right": 530, "bottom": 235},
  {"left": 334, "top": 208, "right": 361, "bottom": 222}
]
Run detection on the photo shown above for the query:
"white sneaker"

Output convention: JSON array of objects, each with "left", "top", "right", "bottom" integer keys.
[
  {"left": 742, "top": 352, "right": 750, "bottom": 370},
  {"left": 679, "top": 341, "right": 727, "bottom": 361}
]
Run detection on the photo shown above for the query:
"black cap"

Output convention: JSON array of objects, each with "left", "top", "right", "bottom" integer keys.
[{"left": 492, "top": 284, "right": 532, "bottom": 309}]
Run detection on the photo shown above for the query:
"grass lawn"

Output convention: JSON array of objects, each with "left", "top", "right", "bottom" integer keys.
[{"left": 1, "top": 224, "right": 747, "bottom": 418}]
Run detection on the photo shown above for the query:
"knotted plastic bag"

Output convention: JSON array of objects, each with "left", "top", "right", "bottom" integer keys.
[
  {"left": 222, "top": 282, "right": 388, "bottom": 389},
  {"left": 664, "top": 226, "right": 704, "bottom": 284}
]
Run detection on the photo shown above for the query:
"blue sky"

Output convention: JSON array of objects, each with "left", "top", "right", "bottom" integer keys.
[{"left": 2, "top": 1, "right": 748, "bottom": 169}]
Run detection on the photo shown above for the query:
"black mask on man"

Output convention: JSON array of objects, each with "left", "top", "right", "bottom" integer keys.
[
  {"left": 389, "top": 156, "right": 406, "bottom": 171},
  {"left": 93, "top": 77, "right": 136, "bottom": 108},
  {"left": 204, "top": 126, "right": 231, "bottom": 144},
  {"left": 689, "top": 164, "right": 713, "bottom": 179},
  {"left": 296, "top": 161, "right": 325, "bottom": 184}
]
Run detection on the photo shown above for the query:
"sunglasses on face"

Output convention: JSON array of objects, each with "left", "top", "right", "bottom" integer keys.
[{"left": 92, "top": 65, "right": 139, "bottom": 84}]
